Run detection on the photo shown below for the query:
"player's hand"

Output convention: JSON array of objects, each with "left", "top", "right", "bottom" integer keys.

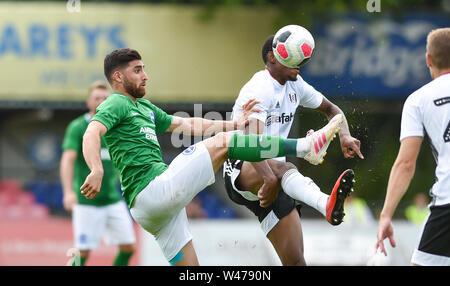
[
  {"left": 62, "top": 191, "right": 78, "bottom": 212},
  {"left": 375, "top": 215, "right": 396, "bottom": 256},
  {"left": 80, "top": 170, "right": 103, "bottom": 200},
  {"left": 257, "top": 177, "right": 280, "bottom": 208},
  {"left": 340, "top": 135, "right": 364, "bottom": 159},
  {"left": 236, "top": 99, "right": 260, "bottom": 129}
]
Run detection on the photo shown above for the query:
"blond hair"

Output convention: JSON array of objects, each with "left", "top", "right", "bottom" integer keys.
[
  {"left": 88, "top": 80, "right": 109, "bottom": 95},
  {"left": 426, "top": 28, "right": 450, "bottom": 70}
]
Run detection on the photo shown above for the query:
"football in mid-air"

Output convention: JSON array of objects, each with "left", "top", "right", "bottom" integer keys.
[{"left": 272, "top": 25, "right": 315, "bottom": 68}]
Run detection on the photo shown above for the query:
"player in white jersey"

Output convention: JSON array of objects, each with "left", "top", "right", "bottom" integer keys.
[
  {"left": 223, "top": 35, "right": 364, "bottom": 265},
  {"left": 376, "top": 28, "right": 450, "bottom": 266}
]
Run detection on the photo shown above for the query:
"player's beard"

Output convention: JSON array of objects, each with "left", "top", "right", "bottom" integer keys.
[{"left": 123, "top": 76, "right": 146, "bottom": 99}]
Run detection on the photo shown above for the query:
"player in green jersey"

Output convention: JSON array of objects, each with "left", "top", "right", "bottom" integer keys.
[
  {"left": 60, "top": 81, "right": 136, "bottom": 266},
  {"left": 80, "top": 48, "right": 345, "bottom": 266}
]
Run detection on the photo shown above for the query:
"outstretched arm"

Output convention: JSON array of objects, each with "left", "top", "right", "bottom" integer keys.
[
  {"left": 375, "top": 136, "right": 422, "bottom": 256},
  {"left": 80, "top": 120, "right": 107, "bottom": 200},
  {"left": 166, "top": 99, "right": 259, "bottom": 136},
  {"left": 315, "top": 97, "right": 364, "bottom": 159},
  {"left": 167, "top": 117, "right": 237, "bottom": 136}
]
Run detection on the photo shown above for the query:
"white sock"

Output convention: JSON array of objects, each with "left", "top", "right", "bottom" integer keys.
[
  {"left": 296, "top": 137, "right": 310, "bottom": 158},
  {"left": 281, "top": 169, "right": 328, "bottom": 217}
]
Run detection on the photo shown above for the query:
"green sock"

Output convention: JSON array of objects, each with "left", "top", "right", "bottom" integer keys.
[
  {"left": 228, "top": 134, "right": 297, "bottom": 162},
  {"left": 113, "top": 250, "right": 133, "bottom": 266},
  {"left": 72, "top": 255, "right": 87, "bottom": 266}
]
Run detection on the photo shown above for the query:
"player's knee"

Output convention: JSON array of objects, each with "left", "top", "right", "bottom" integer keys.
[
  {"left": 270, "top": 161, "right": 297, "bottom": 180},
  {"left": 284, "top": 250, "right": 306, "bottom": 266},
  {"left": 291, "top": 257, "right": 307, "bottom": 266},
  {"left": 213, "top": 132, "right": 231, "bottom": 148}
]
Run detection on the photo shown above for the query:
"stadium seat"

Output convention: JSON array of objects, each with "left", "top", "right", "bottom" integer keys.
[
  {"left": 16, "top": 192, "right": 35, "bottom": 206},
  {"left": 197, "top": 190, "right": 237, "bottom": 219},
  {"left": 25, "top": 181, "right": 64, "bottom": 210},
  {"left": 5, "top": 205, "right": 27, "bottom": 220},
  {"left": 0, "top": 192, "right": 14, "bottom": 206},
  {"left": 27, "top": 204, "right": 50, "bottom": 219},
  {"left": 0, "top": 180, "right": 51, "bottom": 220},
  {"left": 0, "top": 179, "right": 21, "bottom": 193},
  {"left": 47, "top": 183, "right": 63, "bottom": 210},
  {"left": 27, "top": 182, "right": 48, "bottom": 205}
]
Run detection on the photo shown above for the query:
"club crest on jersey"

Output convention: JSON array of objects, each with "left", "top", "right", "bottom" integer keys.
[
  {"left": 79, "top": 234, "right": 88, "bottom": 244},
  {"left": 288, "top": 93, "right": 297, "bottom": 104},
  {"left": 183, "top": 145, "right": 196, "bottom": 155},
  {"left": 149, "top": 110, "right": 155, "bottom": 123}
]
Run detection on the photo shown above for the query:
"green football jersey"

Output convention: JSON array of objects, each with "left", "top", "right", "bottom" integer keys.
[
  {"left": 92, "top": 93, "right": 173, "bottom": 208},
  {"left": 62, "top": 113, "right": 122, "bottom": 206}
]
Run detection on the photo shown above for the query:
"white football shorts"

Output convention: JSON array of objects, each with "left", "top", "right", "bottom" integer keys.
[
  {"left": 73, "top": 200, "right": 136, "bottom": 250},
  {"left": 130, "top": 141, "right": 215, "bottom": 261}
]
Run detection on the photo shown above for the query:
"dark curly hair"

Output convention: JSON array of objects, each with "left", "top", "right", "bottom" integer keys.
[
  {"left": 262, "top": 35, "right": 275, "bottom": 65},
  {"left": 104, "top": 48, "right": 142, "bottom": 83}
]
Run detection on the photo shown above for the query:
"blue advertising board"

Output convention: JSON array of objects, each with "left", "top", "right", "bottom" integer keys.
[{"left": 302, "top": 14, "right": 450, "bottom": 100}]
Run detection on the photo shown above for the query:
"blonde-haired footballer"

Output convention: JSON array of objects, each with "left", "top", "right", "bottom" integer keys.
[{"left": 60, "top": 81, "right": 136, "bottom": 266}]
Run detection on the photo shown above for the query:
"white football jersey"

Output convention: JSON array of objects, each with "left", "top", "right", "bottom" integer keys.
[
  {"left": 232, "top": 68, "right": 323, "bottom": 137},
  {"left": 400, "top": 73, "right": 450, "bottom": 207}
]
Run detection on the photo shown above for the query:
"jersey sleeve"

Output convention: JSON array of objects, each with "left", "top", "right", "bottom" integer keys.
[
  {"left": 62, "top": 120, "right": 82, "bottom": 152},
  {"left": 297, "top": 77, "right": 323, "bottom": 109},
  {"left": 400, "top": 95, "right": 424, "bottom": 141},
  {"left": 151, "top": 104, "right": 173, "bottom": 134},
  {"left": 237, "top": 85, "right": 273, "bottom": 124},
  {"left": 92, "top": 96, "right": 128, "bottom": 131}
]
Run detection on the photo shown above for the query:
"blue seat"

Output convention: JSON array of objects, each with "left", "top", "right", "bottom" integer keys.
[
  {"left": 26, "top": 181, "right": 64, "bottom": 210},
  {"left": 197, "top": 190, "right": 237, "bottom": 218},
  {"left": 48, "top": 183, "right": 64, "bottom": 210},
  {"left": 26, "top": 182, "right": 48, "bottom": 205}
]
